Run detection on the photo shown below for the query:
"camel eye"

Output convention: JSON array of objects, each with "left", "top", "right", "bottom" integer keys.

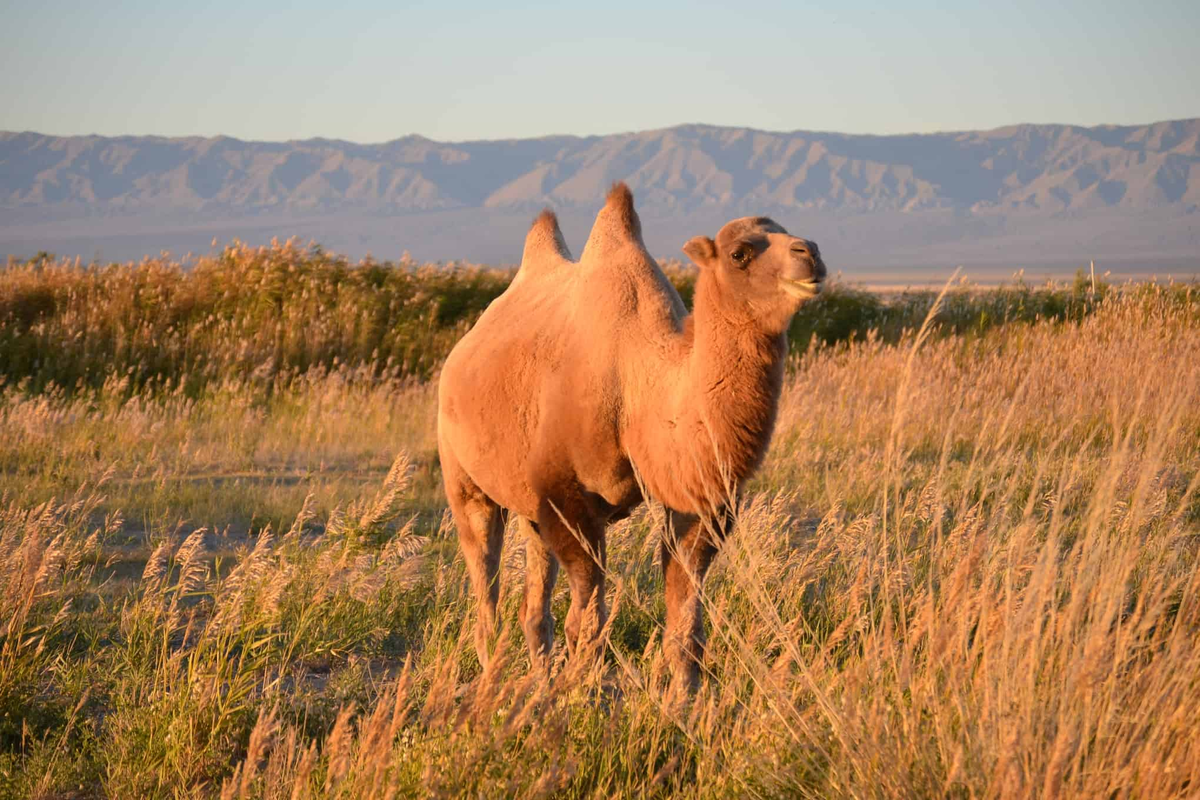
[{"left": 730, "top": 248, "right": 749, "bottom": 266}]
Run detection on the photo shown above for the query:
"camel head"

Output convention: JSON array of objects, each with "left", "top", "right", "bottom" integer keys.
[{"left": 682, "top": 217, "right": 827, "bottom": 332}]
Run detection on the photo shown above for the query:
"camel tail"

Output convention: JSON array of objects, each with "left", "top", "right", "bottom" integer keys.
[
  {"left": 519, "top": 208, "right": 573, "bottom": 274},
  {"left": 581, "top": 182, "right": 649, "bottom": 262}
]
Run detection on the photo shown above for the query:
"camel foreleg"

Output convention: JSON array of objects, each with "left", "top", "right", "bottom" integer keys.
[{"left": 662, "top": 508, "right": 725, "bottom": 694}]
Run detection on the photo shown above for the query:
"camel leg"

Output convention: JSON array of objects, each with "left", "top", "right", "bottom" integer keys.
[
  {"left": 537, "top": 497, "right": 607, "bottom": 660},
  {"left": 441, "top": 451, "right": 505, "bottom": 669},
  {"left": 662, "top": 509, "right": 724, "bottom": 694},
  {"left": 516, "top": 516, "right": 559, "bottom": 668},
  {"left": 456, "top": 496, "right": 505, "bottom": 669}
]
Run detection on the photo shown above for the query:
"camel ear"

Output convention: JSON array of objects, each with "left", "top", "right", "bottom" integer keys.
[{"left": 683, "top": 236, "right": 717, "bottom": 269}]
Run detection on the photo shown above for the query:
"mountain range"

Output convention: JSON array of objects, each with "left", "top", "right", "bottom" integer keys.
[{"left": 3, "top": 120, "right": 1198, "bottom": 281}]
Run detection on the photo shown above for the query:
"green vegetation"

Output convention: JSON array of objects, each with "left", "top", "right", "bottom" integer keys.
[
  {"left": 2, "top": 244, "right": 1199, "bottom": 798},
  {"left": 1, "top": 243, "right": 1141, "bottom": 399}
]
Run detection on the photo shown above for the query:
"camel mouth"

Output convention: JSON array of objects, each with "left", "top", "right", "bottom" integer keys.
[{"left": 780, "top": 277, "right": 823, "bottom": 300}]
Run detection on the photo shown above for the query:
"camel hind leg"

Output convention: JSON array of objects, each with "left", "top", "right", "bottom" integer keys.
[
  {"left": 516, "top": 516, "right": 559, "bottom": 668},
  {"left": 441, "top": 447, "right": 505, "bottom": 669},
  {"left": 536, "top": 494, "right": 607, "bottom": 661}
]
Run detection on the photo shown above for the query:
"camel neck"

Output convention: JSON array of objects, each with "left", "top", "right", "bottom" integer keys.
[
  {"left": 682, "top": 271, "right": 789, "bottom": 499},
  {"left": 621, "top": 270, "right": 790, "bottom": 515}
]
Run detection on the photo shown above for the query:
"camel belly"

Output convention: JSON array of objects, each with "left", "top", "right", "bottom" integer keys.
[
  {"left": 438, "top": 295, "right": 640, "bottom": 524},
  {"left": 543, "top": 411, "right": 644, "bottom": 521},
  {"left": 440, "top": 384, "right": 641, "bottom": 524},
  {"left": 441, "top": 413, "right": 640, "bottom": 523}
]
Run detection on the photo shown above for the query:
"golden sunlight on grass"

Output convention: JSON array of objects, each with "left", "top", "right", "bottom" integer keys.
[{"left": 1, "top": 247, "right": 1198, "bottom": 797}]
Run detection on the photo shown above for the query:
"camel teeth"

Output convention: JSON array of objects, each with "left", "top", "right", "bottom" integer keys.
[{"left": 781, "top": 279, "right": 822, "bottom": 299}]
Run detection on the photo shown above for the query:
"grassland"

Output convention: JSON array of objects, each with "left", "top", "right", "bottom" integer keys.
[{"left": 2, "top": 242, "right": 1199, "bottom": 798}]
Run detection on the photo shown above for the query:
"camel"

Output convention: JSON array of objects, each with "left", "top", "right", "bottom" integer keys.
[{"left": 437, "top": 183, "right": 826, "bottom": 691}]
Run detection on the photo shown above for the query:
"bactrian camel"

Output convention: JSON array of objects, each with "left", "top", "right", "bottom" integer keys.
[{"left": 437, "top": 183, "right": 826, "bottom": 690}]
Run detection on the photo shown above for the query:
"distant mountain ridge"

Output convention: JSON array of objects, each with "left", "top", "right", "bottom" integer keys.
[
  {"left": 4, "top": 120, "right": 1199, "bottom": 214},
  {"left": 2, "top": 121, "right": 1198, "bottom": 275}
]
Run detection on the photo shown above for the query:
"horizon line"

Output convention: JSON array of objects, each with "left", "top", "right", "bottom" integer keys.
[{"left": 3, "top": 116, "right": 1197, "bottom": 148}]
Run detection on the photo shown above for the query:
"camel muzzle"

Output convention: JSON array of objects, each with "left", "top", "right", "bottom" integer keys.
[{"left": 780, "top": 239, "right": 826, "bottom": 299}]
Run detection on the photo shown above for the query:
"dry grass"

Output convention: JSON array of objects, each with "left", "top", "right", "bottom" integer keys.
[{"left": 1, "top": 264, "right": 1198, "bottom": 797}]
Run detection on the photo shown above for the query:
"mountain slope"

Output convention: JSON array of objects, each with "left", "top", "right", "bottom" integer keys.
[
  {"left": 4, "top": 120, "right": 1198, "bottom": 214},
  {"left": 2, "top": 121, "right": 1198, "bottom": 273}
]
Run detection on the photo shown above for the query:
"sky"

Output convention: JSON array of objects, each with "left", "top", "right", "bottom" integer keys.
[{"left": 2, "top": 0, "right": 1198, "bottom": 143}]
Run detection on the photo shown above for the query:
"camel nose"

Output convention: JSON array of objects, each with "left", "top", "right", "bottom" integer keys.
[
  {"left": 791, "top": 238, "right": 826, "bottom": 280},
  {"left": 789, "top": 238, "right": 813, "bottom": 256}
]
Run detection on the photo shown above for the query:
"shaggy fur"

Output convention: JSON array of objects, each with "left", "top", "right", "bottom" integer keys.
[{"left": 437, "top": 182, "right": 826, "bottom": 690}]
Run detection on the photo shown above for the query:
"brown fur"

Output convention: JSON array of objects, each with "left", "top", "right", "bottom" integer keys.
[
  {"left": 437, "top": 182, "right": 826, "bottom": 689},
  {"left": 520, "top": 208, "right": 572, "bottom": 274}
]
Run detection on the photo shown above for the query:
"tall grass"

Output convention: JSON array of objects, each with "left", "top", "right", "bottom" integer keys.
[
  {"left": 1, "top": 251, "right": 1198, "bottom": 797},
  {"left": 0, "top": 367, "right": 441, "bottom": 532}
]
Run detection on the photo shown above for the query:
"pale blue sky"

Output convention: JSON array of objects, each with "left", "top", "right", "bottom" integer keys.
[{"left": 2, "top": 0, "right": 1198, "bottom": 142}]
